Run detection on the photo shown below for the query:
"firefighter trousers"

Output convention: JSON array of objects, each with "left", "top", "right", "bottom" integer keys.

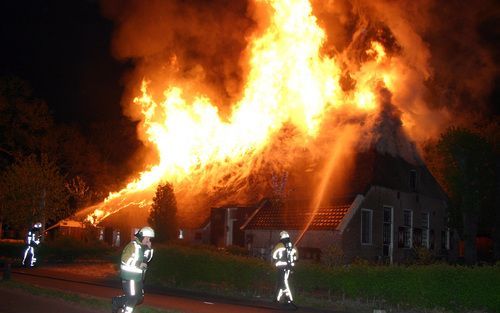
[
  {"left": 275, "top": 267, "right": 293, "bottom": 302},
  {"left": 112, "top": 279, "right": 144, "bottom": 312}
]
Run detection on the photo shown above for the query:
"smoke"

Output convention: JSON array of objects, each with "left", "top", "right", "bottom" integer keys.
[
  {"left": 100, "top": 0, "right": 253, "bottom": 118},
  {"left": 93, "top": 0, "right": 498, "bottom": 225},
  {"left": 311, "top": 0, "right": 498, "bottom": 140},
  {"left": 101, "top": 0, "right": 497, "bottom": 141}
]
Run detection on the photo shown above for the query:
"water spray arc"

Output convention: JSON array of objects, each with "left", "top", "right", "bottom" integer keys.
[{"left": 294, "top": 127, "right": 357, "bottom": 246}]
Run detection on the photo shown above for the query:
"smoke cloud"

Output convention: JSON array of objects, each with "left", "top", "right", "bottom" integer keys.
[
  {"left": 311, "top": 0, "right": 497, "bottom": 139},
  {"left": 94, "top": 0, "right": 498, "bottom": 225},
  {"left": 101, "top": 0, "right": 497, "bottom": 141}
]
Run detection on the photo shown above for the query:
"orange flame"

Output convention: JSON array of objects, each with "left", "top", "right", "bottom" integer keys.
[{"left": 83, "top": 0, "right": 400, "bottom": 225}]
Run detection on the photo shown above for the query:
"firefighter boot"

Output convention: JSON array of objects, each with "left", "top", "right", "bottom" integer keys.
[
  {"left": 111, "top": 297, "right": 120, "bottom": 313},
  {"left": 286, "top": 300, "right": 298, "bottom": 310}
]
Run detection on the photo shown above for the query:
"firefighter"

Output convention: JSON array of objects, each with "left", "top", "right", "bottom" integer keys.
[
  {"left": 112, "top": 226, "right": 155, "bottom": 313},
  {"left": 22, "top": 222, "right": 42, "bottom": 267},
  {"left": 272, "top": 230, "right": 298, "bottom": 307}
]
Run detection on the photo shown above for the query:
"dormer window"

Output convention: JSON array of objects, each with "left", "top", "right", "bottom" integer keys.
[{"left": 409, "top": 170, "right": 417, "bottom": 191}]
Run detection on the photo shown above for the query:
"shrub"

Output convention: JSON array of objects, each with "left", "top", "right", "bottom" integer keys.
[
  {"left": 39, "top": 236, "right": 114, "bottom": 263},
  {"left": 225, "top": 245, "right": 248, "bottom": 256},
  {"left": 321, "top": 244, "right": 344, "bottom": 268},
  {"left": 145, "top": 245, "right": 500, "bottom": 312},
  {"left": 413, "top": 246, "right": 435, "bottom": 265}
]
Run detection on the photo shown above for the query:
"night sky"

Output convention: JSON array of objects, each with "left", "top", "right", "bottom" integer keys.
[{"left": 0, "top": 0, "right": 128, "bottom": 125}]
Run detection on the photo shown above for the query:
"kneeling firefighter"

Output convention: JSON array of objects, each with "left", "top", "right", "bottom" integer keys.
[
  {"left": 112, "top": 226, "right": 155, "bottom": 313},
  {"left": 272, "top": 230, "right": 298, "bottom": 306}
]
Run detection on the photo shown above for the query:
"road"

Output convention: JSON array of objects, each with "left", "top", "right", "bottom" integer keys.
[
  {"left": 0, "top": 287, "right": 102, "bottom": 313},
  {"left": 3, "top": 268, "right": 334, "bottom": 313}
]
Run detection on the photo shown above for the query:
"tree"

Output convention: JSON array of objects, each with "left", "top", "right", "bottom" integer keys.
[
  {"left": 0, "top": 77, "right": 55, "bottom": 166},
  {"left": 148, "top": 182, "right": 178, "bottom": 243},
  {"left": 0, "top": 154, "right": 69, "bottom": 231},
  {"left": 424, "top": 127, "right": 496, "bottom": 264},
  {"left": 473, "top": 119, "right": 500, "bottom": 261},
  {"left": 65, "top": 175, "right": 91, "bottom": 214}
]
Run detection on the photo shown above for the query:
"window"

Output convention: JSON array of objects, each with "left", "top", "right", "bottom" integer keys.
[
  {"left": 441, "top": 228, "right": 450, "bottom": 250},
  {"left": 409, "top": 170, "right": 417, "bottom": 191},
  {"left": 383, "top": 206, "right": 393, "bottom": 258},
  {"left": 413, "top": 228, "right": 422, "bottom": 246},
  {"left": 421, "top": 212, "right": 430, "bottom": 248},
  {"left": 402, "top": 210, "right": 413, "bottom": 248},
  {"left": 298, "top": 247, "right": 321, "bottom": 261},
  {"left": 361, "top": 209, "right": 373, "bottom": 245}
]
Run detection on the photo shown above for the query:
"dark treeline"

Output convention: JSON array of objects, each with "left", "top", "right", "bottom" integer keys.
[
  {"left": 424, "top": 124, "right": 499, "bottom": 264},
  {"left": 0, "top": 76, "right": 144, "bottom": 236}
]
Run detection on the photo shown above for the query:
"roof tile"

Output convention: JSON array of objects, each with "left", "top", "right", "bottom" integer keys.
[{"left": 244, "top": 202, "right": 351, "bottom": 230}]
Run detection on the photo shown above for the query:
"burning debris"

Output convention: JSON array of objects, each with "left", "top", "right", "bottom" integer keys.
[{"left": 79, "top": 0, "right": 497, "bottom": 226}]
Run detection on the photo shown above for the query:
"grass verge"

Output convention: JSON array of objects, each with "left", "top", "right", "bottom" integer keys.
[
  {"left": 0, "top": 279, "right": 182, "bottom": 313},
  {"left": 147, "top": 245, "right": 500, "bottom": 313}
]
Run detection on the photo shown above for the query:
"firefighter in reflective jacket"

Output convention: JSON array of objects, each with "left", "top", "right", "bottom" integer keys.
[
  {"left": 22, "top": 222, "right": 42, "bottom": 267},
  {"left": 272, "top": 231, "right": 298, "bottom": 306},
  {"left": 112, "top": 227, "right": 155, "bottom": 313}
]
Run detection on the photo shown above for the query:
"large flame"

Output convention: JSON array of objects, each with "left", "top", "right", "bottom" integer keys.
[{"left": 84, "top": 0, "right": 401, "bottom": 225}]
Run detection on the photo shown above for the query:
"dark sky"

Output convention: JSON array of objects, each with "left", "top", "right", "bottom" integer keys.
[{"left": 0, "top": 0, "right": 129, "bottom": 125}]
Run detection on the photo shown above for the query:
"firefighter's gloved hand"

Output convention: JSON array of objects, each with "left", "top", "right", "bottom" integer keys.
[{"left": 140, "top": 262, "right": 148, "bottom": 270}]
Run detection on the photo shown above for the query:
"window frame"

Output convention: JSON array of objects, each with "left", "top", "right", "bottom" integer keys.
[
  {"left": 361, "top": 208, "right": 373, "bottom": 245},
  {"left": 403, "top": 209, "right": 413, "bottom": 249},
  {"left": 382, "top": 206, "right": 394, "bottom": 260},
  {"left": 409, "top": 170, "right": 417, "bottom": 191},
  {"left": 421, "top": 212, "right": 430, "bottom": 248}
]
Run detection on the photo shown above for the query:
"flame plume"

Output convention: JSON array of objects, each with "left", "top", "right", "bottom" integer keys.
[{"left": 82, "top": 0, "right": 422, "bottom": 225}]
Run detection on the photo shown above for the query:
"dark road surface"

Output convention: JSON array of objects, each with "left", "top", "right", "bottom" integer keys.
[
  {"left": 0, "top": 287, "right": 100, "bottom": 313},
  {"left": 2, "top": 268, "right": 335, "bottom": 313}
]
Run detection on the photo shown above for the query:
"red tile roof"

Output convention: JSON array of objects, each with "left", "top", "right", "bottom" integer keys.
[{"left": 242, "top": 201, "right": 351, "bottom": 230}]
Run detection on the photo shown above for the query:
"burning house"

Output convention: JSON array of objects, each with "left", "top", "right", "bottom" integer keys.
[
  {"left": 209, "top": 204, "right": 258, "bottom": 247},
  {"left": 241, "top": 149, "right": 457, "bottom": 264},
  {"left": 45, "top": 219, "right": 86, "bottom": 241},
  {"left": 69, "top": 0, "right": 490, "bottom": 263}
]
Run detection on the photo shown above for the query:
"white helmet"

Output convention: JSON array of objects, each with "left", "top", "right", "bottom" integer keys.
[
  {"left": 280, "top": 230, "right": 289, "bottom": 239},
  {"left": 34, "top": 222, "right": 42, "bottom": 229},
  {"left": 138, "top": 226, "right": 155, "bottom": 238}
]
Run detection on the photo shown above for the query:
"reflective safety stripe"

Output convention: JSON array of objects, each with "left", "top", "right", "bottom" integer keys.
[
  {"left": 125, "top": 306, "right": 134, "bottom": 313},
  {"left": 130, "top": 280, "right": 135, "bottom": 296},
  {"left": 121, "top": 263, "right": 142, "bottom": 273},
  {"left": 275, "top": 261, "right": 287, "bottom": 267},
  {"left": 277, "top": 269, "right": 293, "bottom": 301},
  {"left": 144, "top": 248, "right": 153, "bottom": 262},
  {"left": 277, "top": 289, "right": 284, "bottom": 301},
  {"left": 272, "top": 247, "right": 286, "bottom": 260},
  {"left": 284, "top": 269, "right": 293, "bottom": 301},
  {"left": 125, "top": 241, "right": 141, "bottom": 267}
]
